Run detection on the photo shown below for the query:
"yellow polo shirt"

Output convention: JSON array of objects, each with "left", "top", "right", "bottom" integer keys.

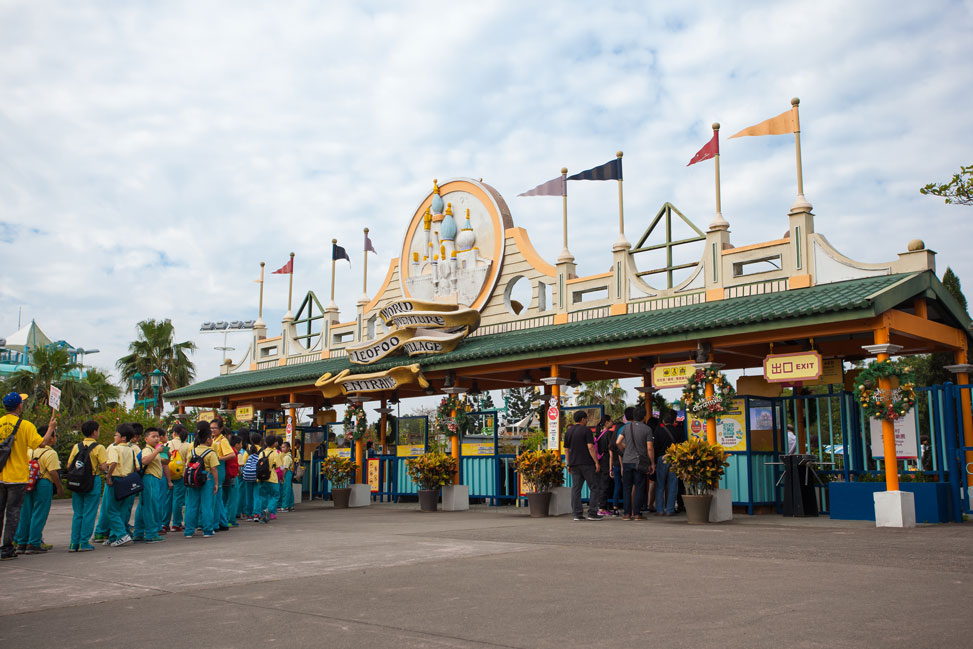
[
  {"left": 259, "top": 448, "right": 279, "bottom": 484},
  {"left": 32, "top": 446, "right": 61, "bottom": 482},
  {"left": 213, "top": 434, "right": 232, "bottom": 460},
  {"left": 67, "top": 438, "right": 108, "bottom": 476},
  {"left": 0, "top": 414, "right": 43, "bottom": 483},
  {"left": 282, "top": 453, "right": 294, "bottom": 471},
  {"left": 142, "top": 444, "right": 164, "bottom": 479},
  {"left": 107, "top": 444, "right": 140, "bottom": 477},
  {"left": 190, "top": 443, "right": 220, "bottom": 472},
  {"left": 238, "top": 449, "right": 249, "bottom": 466}
]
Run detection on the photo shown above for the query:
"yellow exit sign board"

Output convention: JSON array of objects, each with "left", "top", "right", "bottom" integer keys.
[
  {"left": 763, "top": 351, "right": 823, "bottom": 383},
  {"left": 235, "top": 405, "right": 254, "bottom": 422}
]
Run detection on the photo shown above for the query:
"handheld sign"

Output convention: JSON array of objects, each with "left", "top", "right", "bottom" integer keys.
[{"left": 49, "top": 385, "right": 62, "bottom": 411}]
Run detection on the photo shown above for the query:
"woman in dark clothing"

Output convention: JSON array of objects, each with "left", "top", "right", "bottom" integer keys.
[{"left": 608, "top": 419, "right": 624, "bottom": 515}]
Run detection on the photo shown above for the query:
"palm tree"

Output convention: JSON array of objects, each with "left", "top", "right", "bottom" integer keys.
[
  {"left": 577, "top": 379, "right": 628, "bottom": 421},
  {"left": 80, "top": 368, "right": 122, "bottom": 410},
  {"left": 116, "top": 319, "right": 197, "bottom": 415},
  {"left": 2, "top": 345, "right": 81, "bottom": 406}
]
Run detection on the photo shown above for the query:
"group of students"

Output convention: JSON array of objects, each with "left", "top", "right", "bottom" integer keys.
[
  {"left": 0, "top": 392, "right": 300, "bottom": 560},
  {"left": 563, "top": 405, "right": 687, "bottom": 522}
]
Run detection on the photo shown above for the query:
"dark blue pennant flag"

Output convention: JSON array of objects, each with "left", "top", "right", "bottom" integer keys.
[
  {"left": 332, "top": 242, "right": 351, "bottom": 265},
  {"left": 567, "top": 157, "right": 622, "bottom": 182}
]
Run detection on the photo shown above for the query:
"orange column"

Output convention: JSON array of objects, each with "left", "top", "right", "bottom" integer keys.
[
  {"left": 705, "top": 381, "right": 717, "bottom": 445},
  {"left": 355, "top": 438, "right": 364, "bottom": 483},
  {"left": 450, "top": 406, "right": 460, "bottom": 485},
  {"left": 551, "top": 365, "right": 561, "bottom": 453},
  {"left": 379, "top": 398, "right": 388, "bottom": 455},
  {"left": 874, "top": 328, "right": 899, "bottom": 491},
  {"left": 954, "top": 348, "right": 973, "bottom": 469},
  {"left": 288, "top": 392, "right": 297, "bottom": 457}
]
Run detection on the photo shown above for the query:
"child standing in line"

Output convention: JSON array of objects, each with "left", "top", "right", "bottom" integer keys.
[
  {"left": 133, "top": 427, "right": 166, "bottom": 543},
  {"left": 104, "top": 424, "right": 141, "bottom": 547},
  {"left": 158, "top": 428, "right": 173, "bottom": 534},
  {"left": 224, "top": 435, "right": 244, "bottom": 527},
  {"left": 167, "top": 425, "right": 191, "bottom": 532},
  {"left": 278, "top": 441, "right": 295, "bottom": 512},
  {"left": 67, "top": 420, "right": 108, "bottom": 552},
  {"left": 268, "top": 435, "right": 283, "bottom": 520},
  {"left": 14, "top": 424, "right": 64, "bottom": 554},
  {"left": 242, "top": 433, "right": 261, "bottom": 520},
  {"left": 121, "top": 423, "right": 144, "bottom": 537},
  {"left": 254, "top": 434, "right": 280, "bottom": 524},
  {"left": 183, "top": 422, "right": 219, "bottom": 538},
  {"left": 92, "top": 431, "right": 119, "bottom": 543}
]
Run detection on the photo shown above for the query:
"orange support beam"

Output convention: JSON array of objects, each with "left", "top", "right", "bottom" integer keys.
[
  {"left": 954, "top": 348, "right": 973, "bottom": 471},
  {"left": 874, "top": 327, "right": 899, "bottom": 492}
]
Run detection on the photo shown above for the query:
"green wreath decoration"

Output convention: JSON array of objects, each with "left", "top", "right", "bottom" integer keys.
[
  {"left": 853, "top": 359, "right": 917, "bottom": 421},
  {"left": 682, "top": 368, "right": 737, "bottom": 420},
  {"left": 435, "top": 395, "right": 461, "bottom": 437},
  {"left": 342, "top": 403, "right": 368, "bottom": 441}
]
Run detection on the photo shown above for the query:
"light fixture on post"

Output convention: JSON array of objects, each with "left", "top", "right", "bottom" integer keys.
[
  {"left": 519, "top": 370, "right": 534, "bottom": 385},
  {"left": 280, "top": 402, "right": 305, "bottom": 410},
  {"left": 347, "top": 394, "right": 367, "bottom": 404},
  {"left": 566, "top": 370, "right": 580, "bottom": 389},
  {"left": 540, "top": 376, "right": 569, "bottom": 386},
  {"left": 321, "top": 399, "right": 333, "bottom": 410},
  {"left": 374, "top": 405, "right": 394, "bottom": 414},
  {"left": 388, "top": 391, "right": 399, "bottom": 405},
  {"left": 468, "top": 381, "right": 481, "bottom": 397}
]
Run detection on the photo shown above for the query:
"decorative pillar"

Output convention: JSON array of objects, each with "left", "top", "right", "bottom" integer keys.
[
  {"left": 288, "top": 392, "right": 297, "bottom": 450},
  {"left": 693, "top": 353, "right": 724, "bottom": 446},
  {"left": 450, "top": 405, "right": 461, "bottom": 485},
  {"left": 355, "top": 436, "right": 365, "bottom": 484},
  {"left": 379, "top": 397, "right": 388, "bottom": 456},
  {"left": 873, "top": 328, "right": 899, "bottom": 492},
  {"left": 945, "top": 348, "right": 973, "bottom": 472},
  {"left": 541, "top": 366, "right": 570, "bottom": 452}
]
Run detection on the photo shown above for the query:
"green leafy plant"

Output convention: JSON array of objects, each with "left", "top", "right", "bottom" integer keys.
[
  {"left": 320, "top": 455, "right": 357, "bottom": 488},
  {"left": 920, "top": 164, "right": 973, "bottom": 206},
  {"left": 514, "top": 449, "right": 565, "bottom": 493},
  {"left": 853, "top": 359, "right": 917, "bottom": 421},
  {"left": 342, "top": 403, "right": 368, "bottom": 441},
  {"left": 664, "top": 438, "right": 730, "bottom": 495},
  {"left": 405, "top": 452, "right": 458, "bottom": 490}
]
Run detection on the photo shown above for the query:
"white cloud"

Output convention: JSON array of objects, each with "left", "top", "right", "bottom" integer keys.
[{"left": 1, "top": 0, "right": 971, "bottom": 402}]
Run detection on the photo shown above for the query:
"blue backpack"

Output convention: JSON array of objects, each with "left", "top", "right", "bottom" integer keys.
[{"left": 241, "top": 452, "right": 259, "bottom": 482}]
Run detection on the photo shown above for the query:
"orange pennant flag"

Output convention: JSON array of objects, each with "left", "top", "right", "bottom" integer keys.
[{"left": 729, "top": 106, "right": 798, "bottom": 139}]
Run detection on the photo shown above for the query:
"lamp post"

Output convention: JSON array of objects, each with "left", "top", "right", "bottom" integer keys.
[
  {"left": 132, "top": 371, "right": 145, "bottom": 411},
  {"left": 150, "top": 368, "right": 164, "bottom": 416}
]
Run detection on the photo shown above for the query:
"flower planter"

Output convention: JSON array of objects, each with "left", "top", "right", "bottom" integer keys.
[
  {"left": 526, "top": 491, "right": 552, "bottom": 517},
  {"left": 332, "top": 487, "right": 351, "bottom": 509},
  {"left": 349, "top": 484, "right": 371, "bottom": 507},
  {"left": 683, "top": 494, "right": 713, "bottom": 524},
  {"left": 418, "top": 489, "right": 440, "bottom": 512},
  {"left": 442, "top": 484, "right": 469, "bottom": 511},
  {"left": 828, "top": 481, "right": 952, "bottom": 523}
]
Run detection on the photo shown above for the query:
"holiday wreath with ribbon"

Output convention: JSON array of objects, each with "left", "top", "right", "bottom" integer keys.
[
  {"left": 435, "top": 394, "right": 465, "bottom": 437},
  {"left": 853, "top": 359, "right": 916, "bottom": 421},
  {"left": 682, "top": 368, "right": 737, "bottom": 420},
  {"left": 342, "top": 402, "right": 368, "bottom": 441}
]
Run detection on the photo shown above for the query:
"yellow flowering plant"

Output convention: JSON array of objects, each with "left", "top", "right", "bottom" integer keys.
[
  {"left": 405, "top": 452, "right": 458, "bottom": 490},
  {"left": 320, "top": 456, "right": 357, "bottom": 488},
  {"left": 514, "top": 449, "right": 565, "bottom": 493},
  {"left": 664, "top": 438, "right": 730, "bottom": 495}
]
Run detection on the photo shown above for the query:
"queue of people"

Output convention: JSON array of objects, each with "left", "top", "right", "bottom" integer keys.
[
  {"left": 0, "top": 391, "right": 300, "bottom": 561},
  {"left": 563, "top": 405, "right": 687, "bottom": 521}
]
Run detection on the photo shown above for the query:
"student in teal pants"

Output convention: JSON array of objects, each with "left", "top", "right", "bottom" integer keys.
[
  {"left": 242, "top": 433, "right": 261, "bottom": 519},
  {"left": 104, "top": 424, "right": 141, "bottom": 547},
  {"left": 278, "top": 441, "right": 295, "bottom": 511},
  {"left": 209, "top": 418, "right": 234, "bottom": 531},
  {"left": 167, "top": 424, "right": 190, "bottom": 531},
  {"left": 183, "top": 422, "right": 219, "bottom": 538},
  {"left": 67, "top": 421, "right": 108, "bottom": 552},
  {"left": 15, "top": 425, "right": 64, "bottom": 554},
  {"left": 133, "top": 428, "right": 166, "bottom": 543},
  {"left": 253, "top": 438, "right": 279, "bottom": 523},
  {"left": 224, "top": 435, "right": 245, "bottom": 525}
]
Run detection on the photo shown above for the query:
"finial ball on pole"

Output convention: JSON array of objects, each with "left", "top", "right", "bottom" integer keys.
[
  {"left": 616, "top": 151, "right": 623, "bottom": 158},
  {"left": 791, "top": 97, "right": 800, "bottom": 106},
  {"left": 561, "top": 167, "right": 568, "bottom": 174},
  {"left": 364, "top": 227, "right": 369, "bottom": 233},
  {"left": 712, "top": 122, "right": 720, "bottom": 130},
  {"left": 332, "top": 238, "right": 337, "bottom": 244}
]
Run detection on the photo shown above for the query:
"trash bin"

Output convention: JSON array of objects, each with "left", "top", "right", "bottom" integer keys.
[{"left": 781, "top": 454, "right": 820, "bottom": 517}]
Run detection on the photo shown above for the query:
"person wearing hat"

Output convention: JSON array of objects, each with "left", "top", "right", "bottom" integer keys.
[{"left": 0, "top": 392, "right": 56, "bottom": 561}]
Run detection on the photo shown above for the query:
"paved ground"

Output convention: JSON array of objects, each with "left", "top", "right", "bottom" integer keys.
[{"left": 1, "top": 499, "right": 971, "bottom": 648}]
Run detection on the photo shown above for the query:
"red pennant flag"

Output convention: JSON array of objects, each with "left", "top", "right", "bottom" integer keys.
[
  {"left": 687, "top": 130, "right": 719, "bottom": 166},
  {"left": 272, "top": 258, "right": 293, "bottom": 274}
]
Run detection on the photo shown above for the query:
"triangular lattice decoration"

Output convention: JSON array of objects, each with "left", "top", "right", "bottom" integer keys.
[
  {"left": 293, "top": 291, "right": 327, "bottom": 349},
  {"left": 631, "top": 202, "right": 705, "bottom": 289}
]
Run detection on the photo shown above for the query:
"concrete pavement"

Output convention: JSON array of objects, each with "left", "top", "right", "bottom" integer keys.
[{"left": 1, "top": 499, "right": 971, "bottom": 648}]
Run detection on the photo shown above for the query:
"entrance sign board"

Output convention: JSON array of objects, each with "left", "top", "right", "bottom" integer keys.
[
  {"left": 651, "top": 362, "right": 695, "bottom": 389},
  {"left": 367, "top": 458, "right": 381, "bottom": 492},
  {"left": 869, "top": 415, "right": 918, "bottom": 459},
  {"left": 547, "top": 398, "right": 559, "bottom": 451},
  {"left": 763, "top": 351, "right": 823, "bottom": 383},
  {"left": 315, "top": 363, "right": 429, "bottom": 399},
  {"left": 805, "top": 358, "right": 843, "bottom": 386},
  {"left": 688, "top": 398, "right": 746, "bottom": 451},
  {"left": 235, "top": 405, "right": 254, "bottom": 422},
  {"left": 461, "top": 442, "right": 494, "bottom": 456}
]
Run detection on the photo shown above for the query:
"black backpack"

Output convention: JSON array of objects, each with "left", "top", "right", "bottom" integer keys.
[
  {"left": 65, "top": 441, "right": 97, "bottom": 493},
  {"left": 255, "top": 449, "right": 271, "bottom": 481},
  {"left": 0, "top": 417, "right": 23, "bottom": 472},
  {"left": 183, "top": 449, "right": 213, "bottom": 488}
]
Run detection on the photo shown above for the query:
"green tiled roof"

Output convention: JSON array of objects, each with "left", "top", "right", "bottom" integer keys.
[{"left": 165, "top": 271, "right": 961, "bottom": 401}]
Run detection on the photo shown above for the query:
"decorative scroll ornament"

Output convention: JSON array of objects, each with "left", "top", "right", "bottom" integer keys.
[
  {"left": 345, "top": 299, "right": 480, "bottom": 365},
  {"left": 315, "top": 363, "right": 429, "bottom": 399}
]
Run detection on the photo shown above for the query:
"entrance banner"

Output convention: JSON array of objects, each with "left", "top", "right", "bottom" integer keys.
[
  {"left": 763, "top": 351, "right": 823, "bottom": 383},
  {"left": 688, "top": 398, "right": 747, "bottom": 451},
  {"left": 869, "top": 415, "right": 918, "bottom": 459},
  {"left": 461, "top": 442, "right": 494, "bottom": 456},
  {"left": 346, "top": 299, "right": 480, "bottom": 364},
  {"left": 546, "top": 397, "right": 560, "bottom": 451},
  {"left": 315, "top": 363, "right": 429, "bottom": 399},
  {"left": 366, "top": 458, "right": 381, "bottom": 492},
  {"left": 396, "top": 444, "right": 425, "bottom": 457},
  {"left": 326, "top": 447, "right": 352, "bottom": 458},
  {"left": 235, "top": 405, "right": 254, "bottom": 422},
  {"left": 651, "top": 361, "right": 695, "bottom": 389}
]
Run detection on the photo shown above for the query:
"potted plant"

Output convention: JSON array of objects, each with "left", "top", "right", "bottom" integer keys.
[
  {"left": 514, "top": 449, "right": 565, "bottom": 517},
  {"left": 664, "top": 438, "right": 730, "bottom": 524},
  {"left": 405, "top": 452, "right": 458, "bottom": 512},
  {"left": 320, "top": 455, "right": 356, "bottom": 508}
]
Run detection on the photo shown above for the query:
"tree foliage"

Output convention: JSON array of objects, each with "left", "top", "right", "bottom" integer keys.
[
  {"left": 577, "top": 379, "right": 628, "bottom": 421},
  {"left": 920, "top": 164, "right": 973, "bottom": 206},
  {"left": 116, "top": 319, "right": 197, "bottom": 415},
  {"left": 503, "top": 387, "right": 537, "bottom": 426}
]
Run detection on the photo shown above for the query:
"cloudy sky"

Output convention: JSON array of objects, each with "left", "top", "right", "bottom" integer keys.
[{"left": 2, "top": 1, "right": 972, "bottom": 405}]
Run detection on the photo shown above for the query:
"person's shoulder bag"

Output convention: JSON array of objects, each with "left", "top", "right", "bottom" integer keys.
[{"left": 0, "top": 417, "right": 23, "bottom": 472}]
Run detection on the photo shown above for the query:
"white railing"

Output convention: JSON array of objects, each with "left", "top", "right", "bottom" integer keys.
[
  {"left": 723, "top": 278, "right": 788, "bottom": 299},
  {"left": 568, "top": 306, "right": 610, "bottom": 322},
  {"left": 629, "top": 292, "right": 705, "bottom": 313},
  {"left": 469, "top": 314, "right": 555, "bottom": 337}
]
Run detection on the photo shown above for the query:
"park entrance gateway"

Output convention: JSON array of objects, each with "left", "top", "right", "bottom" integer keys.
[{"left": 166, "top": 148, "right": 973, "bottom": 527}]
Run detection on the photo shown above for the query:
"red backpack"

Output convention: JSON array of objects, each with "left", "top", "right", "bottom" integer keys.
[
  {"left": 225, "top": 453, "right": 240, "bottom": 479},
  {"left": 26, "top": 457, "right": 41, "bottom": 492}
]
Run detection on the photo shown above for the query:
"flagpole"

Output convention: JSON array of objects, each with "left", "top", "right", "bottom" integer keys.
[
  {"left": 362, "top": 228, "right": 369, "bottom": 297},
  {"left": 330, "top": 239, "right": 338, "bottom": 306},
  {"left": 557, "top": 167, "right": 574, "bottom": 263},
  {"left": 790, "top": 98, "right": 812, "bottom": 212},
  {"left": 256, "top": 262, "right": 265, "bottom": 326},
  {"left": 710, "top": 123, "right": 729, "bottom": 230},
  {"left": 613, "top": 151, "right": 629, "bottom": 250},
  {"left": 286, "top": 252, "right": 295, "bottom": 317}
]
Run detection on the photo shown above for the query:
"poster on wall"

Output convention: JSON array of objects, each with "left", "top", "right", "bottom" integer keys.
[
  {"left": 367, "top": 458, "right": 381, "bottom": 493},
  {"left": 687, "top": 398, "right": 747, "bottom": 452},
  {"left": 869, "top": 415, "right": 918, "bottom": 459}
]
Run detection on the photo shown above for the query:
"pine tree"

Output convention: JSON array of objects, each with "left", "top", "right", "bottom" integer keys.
[
  {"left": 942, "top": 267, "right": 968, "bottom": 313},
  {"left": 503, "top": 387, "right": 536, "bottom": 425}
]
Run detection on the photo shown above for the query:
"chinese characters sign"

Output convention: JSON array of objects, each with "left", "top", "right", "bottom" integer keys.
[
  {"left": 651, "top": 362, "right": 696, "bottom": 389},
  {"left": 763, "top": 351, "right": 823, "bottom": 383}
]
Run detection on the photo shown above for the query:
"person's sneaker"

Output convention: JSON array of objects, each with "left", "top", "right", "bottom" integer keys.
[
  {"left": 0, "top": 551, "right": 16, "bottom": 561},
  {"left": 587, "top": 513, "right": 604, "bottom": 520},
  {"left": 92, "top": 534, "right": 107, "bottom": 542},
  {"left": 39, "top": 542, "right": 54, "bottom": 551},
  {"left": 202, "top": 533, "right": 215, "bottom": 538},
  {"left": 573, "top": 514, "right": 586, "bottom": 521},
  {"left": 621, "top": 515, "right": 632, "bottom": 521},
  {"left": 269, "top": 513, "right": 277, "bottom": 520},
  {"left": 144, "top": 537, "right": 166, "bottom": 543},
  {"left": 102, "top": 538, "right": 113, "bottom": 546},
  {"left": 111, "top": 535, "right": 133, "bottom": 547},
  {"left": 633, "top": 515, "right": 645, "bottom": 521},
  {"left": 69, "top": 544, "right": 79, "bottom": 552},
  {"left": 217, "top": 525, "right": 229, "bottom": 531},
  {"left": 159, "top": 527, "right": 169, "bottom": 535},
  {"left": 132, "top": 537, "right": 146, "bottom": 543},
  {"left": 78, "top": 545, "right": 95, "bottom": 552},
  {"left": 25, "top": 545, "right": 49, "bottom": 554},
  {"left": 15, "top": 544, "right": 27, "bottom": 554}
]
